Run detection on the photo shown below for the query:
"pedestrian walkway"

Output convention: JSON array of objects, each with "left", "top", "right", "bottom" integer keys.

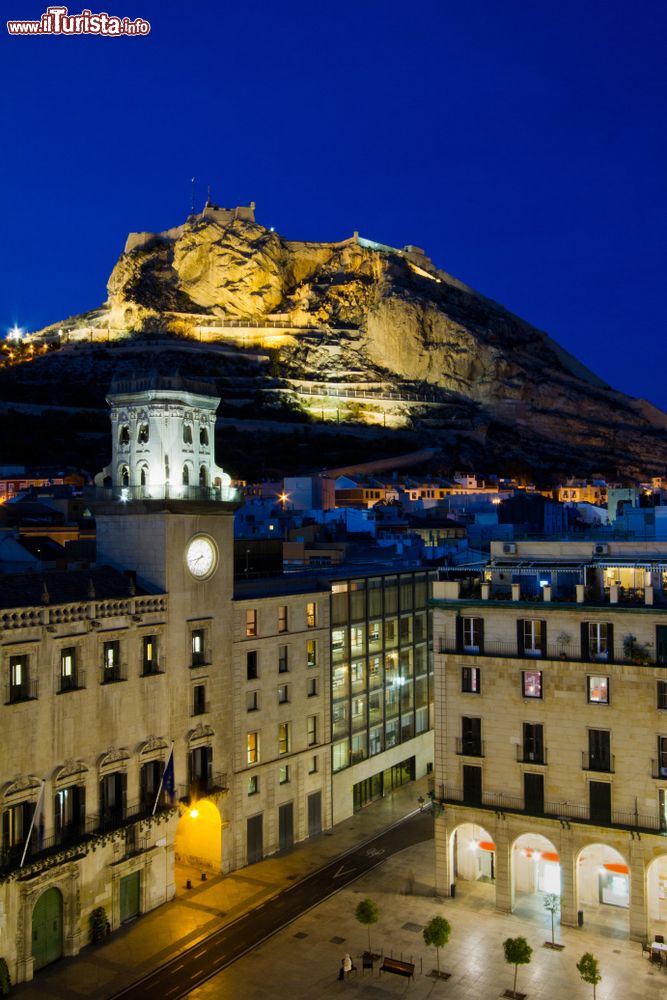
[{"left": 15, "top": 779, "right": 429, "bottom": 1000}]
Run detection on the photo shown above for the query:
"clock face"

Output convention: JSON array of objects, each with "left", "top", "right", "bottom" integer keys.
[{"left": 185, "top": 535, "right": 218, "bottom": 580}]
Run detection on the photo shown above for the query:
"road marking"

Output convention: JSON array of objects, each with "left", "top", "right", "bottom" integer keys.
[
  {"left": 165, "top": 988, "right": 180, "bottom": 997},
  {"left": 366, "top": 847, "right": 385, "bottom": 858},
  {"left": 171, "top": 964, "right": 185, "bottom": 972},
  {"left": 333, "top": 863, "right": 357, "bottom": 879},
  {"left": 193, "top": 949, "right": 207, "bottom": 959},
  {"left": 190, "top": 970, "right": 204, "bottom": 979}
]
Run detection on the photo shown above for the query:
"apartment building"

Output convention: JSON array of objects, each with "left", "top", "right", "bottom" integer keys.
[{"left": 432, "top": 540, "right": 667, "bottom": 942}]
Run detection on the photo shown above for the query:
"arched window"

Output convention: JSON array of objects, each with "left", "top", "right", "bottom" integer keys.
[
  {"left": 119, "top": 425, "right": 130, "bottom": 446},
  {"left": 139, "top": 466, "right": 147, "bottom": 487},
  {"left": 199, "top": 465, "right": 208, "bottom": 488},
  {"left": 200, "top": 426, "right": 209, "bottom": 447},
  {"left": 183, "top": 425, "right": 193, "bottom": 445},
  {"left": 137, "top": 424, "right": 149, "bottom": 444},
  {"left": 182, "top": 465, "right": 190, "bottom": 486},
  {"left": 120, "top": 465, "right": 129, "bottom": 488}
]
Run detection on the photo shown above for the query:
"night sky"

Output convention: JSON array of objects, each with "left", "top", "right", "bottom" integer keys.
[{"left": 2, "top": 1, "right": 666, "bottom": 407}]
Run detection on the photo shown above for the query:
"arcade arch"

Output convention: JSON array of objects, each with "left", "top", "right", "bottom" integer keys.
[{"left": 576, "top": 842, "right": 629, "bottom": 933}]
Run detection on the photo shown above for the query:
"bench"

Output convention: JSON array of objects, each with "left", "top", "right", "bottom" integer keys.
[{"left": 379, "top": 957, "right": 415, "bottom": 980}]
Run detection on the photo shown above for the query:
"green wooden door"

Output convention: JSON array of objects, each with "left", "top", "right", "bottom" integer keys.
[
  {"left": 32, "top": 888, "right": 63, "bottom": 971},
  {"left": 120, "top": 871, "right": 140, "bottom": 923}
]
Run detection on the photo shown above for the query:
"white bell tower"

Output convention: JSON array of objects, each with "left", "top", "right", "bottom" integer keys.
[{"left": 95, "top": 375, "right": 233, "bottom": 500}]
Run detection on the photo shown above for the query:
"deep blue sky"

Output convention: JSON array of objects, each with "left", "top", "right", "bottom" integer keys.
[{"left": 2, "top": 1, "right": 665, "bottom": 407}]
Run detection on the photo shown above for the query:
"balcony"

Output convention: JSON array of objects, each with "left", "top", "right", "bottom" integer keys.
[
  {"left": 435, "top": 783, "right": 665, "bottom": 834},
  {"left": 436, "top": 639, "right": 652, "bottom": 668},
  {"left": 516, "top": 745, "right": 548, "bottom": 765},
  {"left": 6, "top": 678, "right": 38, "bottom": 704},
  {"left": 178, "top": 773, "right": 228, "bottom": 803},
  {"left": 101, "top": 662, "right": 128, "bottom": 685},
  {"left": 582, "top": 751, "right": 614, "bottom": 773},
  {"left": 58, "top": 669, "right": 86, "bottom": 694},
  {"left": 88, "top": 484, "right": 241, "bottom": 504},
  {"left": 456, "top": 737, "right": 484, "bottom": 757}
]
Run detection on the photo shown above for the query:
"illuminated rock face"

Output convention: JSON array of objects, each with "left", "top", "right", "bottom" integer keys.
[{"left": 43, "top": 212, "right": 667, "bottom": 475}]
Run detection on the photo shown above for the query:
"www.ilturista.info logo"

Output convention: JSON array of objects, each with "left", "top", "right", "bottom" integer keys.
[{"left": 7, "top": 6, "right": 150, "bottom": 36}]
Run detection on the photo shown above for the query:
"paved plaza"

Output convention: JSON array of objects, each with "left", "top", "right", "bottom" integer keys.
[{"left": 15, "top": 779, "right": 667, "bottom": 1000}]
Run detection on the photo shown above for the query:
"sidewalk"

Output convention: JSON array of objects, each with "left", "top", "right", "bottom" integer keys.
[{"left": 16, "top": 778, "right": 430, "bottom": 999}]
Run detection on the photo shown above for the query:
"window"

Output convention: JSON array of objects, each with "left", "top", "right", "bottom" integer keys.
[
  {"left": 658, "top": 681, "right": 667, "bottom": 710},
  {"left": 183, "top": 424, "right": 193, "bottom": 444},
  {"left": 246, "top": 650, "right": 258, "bottom": 680},
  {"left": 587, "top": 729, "right": 612, "bottom": 771},
  {"left": 278, "top": 645, "right": 288, "bottom": 673},
  {"left": 309, "top": 755, "right": 318, "bottom": 774},
  {"left": 522, "top": 723, "right": 544, "bottom": 763},
  {"left": 459, "top": 716, "right": 482, "bottom": 756},
  {"left": 247, "top": 732, "right": 259, "bottom": 765},
  {"left": 279, "top": 722, "right": 290, "bottom": 755},
  {"left": 193, "top": 683, "right": 207, "bottom": 715},
  {"left": 142, "top": 635, "right": 159, "bottom": 675},
  {"left": 200, "top": 426, "right": 209, "bottom": 446},
  {"left": 278, "top": 684, "right": 289, "bottom": 704},
  {"left": 279, "top": 765, "right": 290, "bottom": 784},
  {"left": 119, "top": 425, "right": 130, "bottom": 445},
  {"left": 8, "top": 654, "right": 31, "bottom": 703},
  {"left": 461, "top": 617, "right": 483, "bottom": 653},
  {"left": 246, "top": 609, "right": 257, "bottom": 638},
  {"left": 306, "top": 602, "right": 317, "bottom": 628},
  {"left": 139, "top": 761, "right": 163, "bottom": 813},
  {"left": 59, "top": 647, "right": 78, "bottom": 692},
  {"left": 247, "top": 775, "right": 258, "bottom": 795},
  {"left": 588, "top": 622, "right": 609, "bottom": 661},
  {"left": 278, "top": 606, "right": 288, "bottom": 633},
  {"left": 307, "top": 677, "right": 318, "bottom": 698},
  {"left": 102, "top": 641, "right": 122, "bottom": 683},
  {"left": 522, "top": 670, "right": 543, "bottom": 699},
  {"left": 188, "top": 746, "right": 213, "bottom": 794},
  {"left": 307, "top": 715, "right": 318, "bottom": 746},
  {"left": 461, "top": 666, "right": 480, "bottom": 694},
  {"left": 137, "top": 423, "right": 149, "bottom": 444},
  {"left": 522, "top": 619, "right": 544, "bottom": 657},
  {"left": 100, "top": 772, "right": 126, "bottom": 825},
  {"left": 247, "top": 690, "right": 259, "bottom": 712},
  {"left": 657, "top": 737, "right": 667, "bottom": 778},
  {"left": 588, "top": 676, "right": 609, "bottom": 704},
  {"left": 191, "top": 629, "right": 207, "bottom": 667},
  {"left": 54, "top": 784, "right": 85, "bottom": 840},
  {"left": 307, "top": 639, "right": 317, "bottom": 668}
]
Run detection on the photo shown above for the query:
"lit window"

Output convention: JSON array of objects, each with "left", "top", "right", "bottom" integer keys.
[
  {"left": 462, "top": 667, "right": 480, "bottom": 694},
  {"left": 306, "top": 602, "right": 317, "bottom": 628},
  {"left": 307, "top": 639, "right": 317, "bottom": 667},
  {"left": 279, "top": 722, "right": 290, "bottom": 755},
  {"left": 279, "top": 765, "right": 290, "bottom": 784},
  {"left": 191, "top": 629, "right": 206, "bottom": 667},
  {"left": 246, "top": 609, "right": 257, "bottom": 638},
  {"left": 588, "top": 623, "right": 609, "bottom": 660},
  {"left": 247, "top": 732, "right": 259, "bottom": 765},
  {"left": 278, "top": 606, "right": 288, "bottom": 633},
  {"left": 522, "top": 670, "right": 542, "bottom": 699},
  {"left": 588, "top": 676, "right": 609, "bottom": 704}
]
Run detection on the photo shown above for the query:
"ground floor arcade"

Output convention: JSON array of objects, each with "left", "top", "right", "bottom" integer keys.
[{"left": 435, "top": 805, "right": 667, "bottom": 942}]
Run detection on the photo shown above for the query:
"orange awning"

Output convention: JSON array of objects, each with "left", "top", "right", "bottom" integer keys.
[
  {"left": 541, "top": 852, "right": 560, "bottom": 863},
  {"left": 603, "top": 863, "right": 629, "bottom": 875},
  {"left": 479, "top": 840, "right": 496, "bottom": 852}
]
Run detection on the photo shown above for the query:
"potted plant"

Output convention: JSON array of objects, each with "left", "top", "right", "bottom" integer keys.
[
  {"left": 89, "top": 906, "right": 109, "bottom": 944},
  {"left": 555, "top": 632, "right": 571, "bottom": 660}
]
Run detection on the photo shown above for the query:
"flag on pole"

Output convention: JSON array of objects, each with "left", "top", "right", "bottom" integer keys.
[
  {"left": 20, "top": 779, "right": 45, "bottom": 868},
  {"left": 152, "top": 743, "right": 175, "bottom": 815}
]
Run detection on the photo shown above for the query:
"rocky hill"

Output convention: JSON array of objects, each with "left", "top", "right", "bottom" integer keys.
[{"left": 24, "top": 204, "right": 667, "bottom": 480}]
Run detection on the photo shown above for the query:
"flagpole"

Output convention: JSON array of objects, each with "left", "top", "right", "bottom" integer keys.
[
  {"left": 152, "top": 742, "right": 174, "bottom": 816},
  {"left": 20, "top": 779, "right": 45, "bottom": 868}
]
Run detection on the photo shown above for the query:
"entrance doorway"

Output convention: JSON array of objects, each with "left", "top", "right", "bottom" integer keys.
[
  {"left": 278, "top": 802, "right": 294, "bottom": 851},
  {"left": 32, "top": 888, "right": 63, "bottom": 971},
  {"left": 120, "top": 871, "right": 140, "bottom": 923},
  {"left": 308, "top": 792, "right": 322, "bottom": 837},
  {"left": 577, "top": 843, "right": 630, "bottom": 935},
  {"left": 247, "top": 814, "right": 263, "bottom": 865}
]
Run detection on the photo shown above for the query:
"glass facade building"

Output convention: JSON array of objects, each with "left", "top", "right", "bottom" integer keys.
[{"left": 330, "top": 570, "right": 434, "bottom": 773}]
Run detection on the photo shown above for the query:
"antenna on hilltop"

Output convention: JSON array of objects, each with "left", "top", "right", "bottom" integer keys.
[{"left": 191, "top": 177, "right": 195, "bottom": 215}]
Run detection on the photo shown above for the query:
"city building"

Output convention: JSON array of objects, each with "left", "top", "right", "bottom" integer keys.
[{"left": 432, "top": 539, "right": 667, "bottom": 943}]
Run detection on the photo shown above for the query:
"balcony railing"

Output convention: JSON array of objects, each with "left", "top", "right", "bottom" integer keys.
[
  {"left": 516, "top": 745, "right": 548, "bottom": 765},
  {"left": 89, "top": 485, "right": 241, "bottom": 504},
  {"left": 0, "top": 800, "right": 173, "bottom": 876},
  {"left": 6, "top": 678, "right": 38, "bottom": 704},
  {"left": 582, "top": 751, "right": 615, "bottom": 773},
  {"left": 142, "top": 657, "right": 165, "bottom": 677},
  {"left": 437, "top": 639, "right": 643, "bottom": 667},
  {"left": 58, "top": 669, "right": 86, "bottom": 694},
  {"left": 435, "top": 783, "right": 664, "bottom": 834},
  {"left": 456, "top": 737, "right": 484, "bottom": 757}
]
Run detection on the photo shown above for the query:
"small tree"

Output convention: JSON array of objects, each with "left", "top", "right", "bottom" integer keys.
[
  {"left": 503, "top": 936, "right": 532, "bottom": 998},
  {"left": 355, "top": 898, "right": 379, "bottom": 954},
  {"left": 577, "top": 952, "right": 601, "bottom": 1000},
  {"left": 423, "top": 915, "right": 451, "bottom": 976},
  {"left": 543, "top": 893, "right": 560, "bottom": 945}
]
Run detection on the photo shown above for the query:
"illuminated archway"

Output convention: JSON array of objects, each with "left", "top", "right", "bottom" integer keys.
[
  {"left": 512, "top": 832, "right": 561, "bottom": 897},
  {"left": 576, "top": 842, "right": 630, "bottom": 933},
  {"left": 647, "top": 854, "right": 667, "bottom": 935},
  {"left": 175, "top": 798, "right": 221, "bottom": 871},
  {"left": 450, "top": 821, "right": 495, "bottom": 886}
]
